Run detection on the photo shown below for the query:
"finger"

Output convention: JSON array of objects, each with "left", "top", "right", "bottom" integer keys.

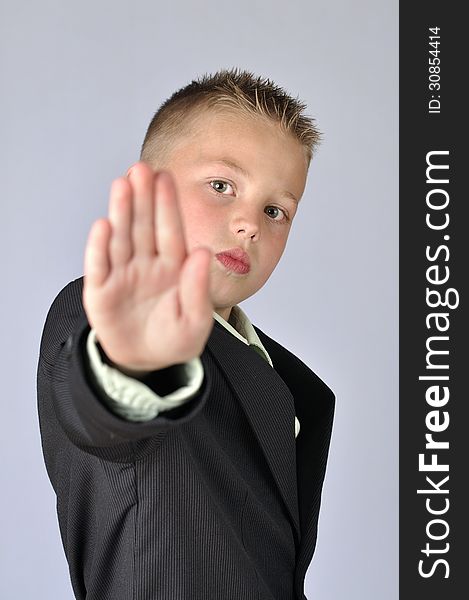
[
  {"left": 179, "top": 247, "right": 213, "bottom": 326},
  {"left": 128, "top": 162, "right": 156, "bottom": 256},
  {"left": 84, "top": 218, "right": 112, "bottom": 287},
  {"left": 108, "top": 177, "right": 133, "bottom": 267},
  {"left": 124, "top": 162, "right": 139, "bottom": 178},
  {"left": 156, "top": 171, "right": 187, "bottom": 265}
]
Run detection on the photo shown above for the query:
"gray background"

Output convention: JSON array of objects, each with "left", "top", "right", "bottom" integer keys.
[{"left": 1, "top": 0, "right": 398, "bottom": 598}]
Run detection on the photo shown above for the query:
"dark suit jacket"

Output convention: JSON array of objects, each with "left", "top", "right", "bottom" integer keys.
[{"left": 37, "top": 277, "right": 335, "bottom": 600}]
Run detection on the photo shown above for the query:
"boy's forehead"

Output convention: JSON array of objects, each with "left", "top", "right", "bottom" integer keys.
[
  {"left": 178, "top": 108, "right": 305, "bottom": 163},
  {"left": 163, "top": 107, "right": 309, "bottom": 199}
]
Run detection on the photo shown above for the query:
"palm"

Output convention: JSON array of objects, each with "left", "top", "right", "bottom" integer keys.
[{"left": 83, "top": 162, "right": 213, "bottom": 373}]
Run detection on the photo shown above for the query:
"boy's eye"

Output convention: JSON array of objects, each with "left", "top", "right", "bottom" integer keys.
[
  {"left": 209, "top": 180, "right": 289, "bottom": 224},
  {"left": 265, "top": 206, "right": 288, "bottom": 222},
  {"left": 210, "top": 180, "right": 234, "bottom": 194}
]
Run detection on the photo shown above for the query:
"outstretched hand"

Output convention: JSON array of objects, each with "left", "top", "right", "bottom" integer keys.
[{"left": 83, "top": 162, "right": 214, "bottom": 376}]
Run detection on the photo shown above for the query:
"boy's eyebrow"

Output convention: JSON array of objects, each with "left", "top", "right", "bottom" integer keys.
[
  {"left": 207, "top": 158, "right": 299, "bottom": 204},
  {"left": 281, "top": 190, "right": 299, "bottom": 204},
  {"left": 211, "top": 158, "right": 250, "bottom": 178}
]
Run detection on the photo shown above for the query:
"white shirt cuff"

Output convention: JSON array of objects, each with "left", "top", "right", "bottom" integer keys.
[{"left": 86, "top": 328, "right": 204, "bottom": 422}]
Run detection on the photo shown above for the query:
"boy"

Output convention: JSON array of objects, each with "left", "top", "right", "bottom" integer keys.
[{"left": 37, "top": 69, "right": 335, "bottom": 600}]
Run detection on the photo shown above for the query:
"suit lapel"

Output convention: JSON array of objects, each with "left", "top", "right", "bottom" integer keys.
[
  {"left": 207, "top": 321, "right": 300, "bottom": 542},
  {"left": 254, "top": 325, "right": 335, "bottom": 581}
]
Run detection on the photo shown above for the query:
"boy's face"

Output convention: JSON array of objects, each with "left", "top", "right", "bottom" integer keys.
[{"left": 155, "top": 109, "right": 308, "bottom": 320}]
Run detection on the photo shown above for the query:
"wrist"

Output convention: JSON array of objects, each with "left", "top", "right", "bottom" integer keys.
[{"left": 95, "top": 338, "right": 154, "bottom": 378}]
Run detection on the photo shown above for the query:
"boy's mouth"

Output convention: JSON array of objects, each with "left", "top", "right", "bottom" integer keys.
[{"left": 215, "top": 247, "right": 251, "bottom": 274}]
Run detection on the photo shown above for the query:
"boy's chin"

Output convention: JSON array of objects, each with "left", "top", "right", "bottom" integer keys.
[{"left": 209, "top": 285, "right": 261, "bottom": 311}]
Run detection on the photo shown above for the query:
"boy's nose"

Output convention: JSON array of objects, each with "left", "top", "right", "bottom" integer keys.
[{"left": 230, "top": 212, "right": 260, "bottom": 242}]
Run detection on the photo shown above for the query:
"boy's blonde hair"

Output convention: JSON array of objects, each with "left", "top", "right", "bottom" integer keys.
[{"left": 140, "top": 68, "right": 321, "bottom": 167}]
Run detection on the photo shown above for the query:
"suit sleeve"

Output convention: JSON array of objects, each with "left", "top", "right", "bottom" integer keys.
[{"left": 37, "top": 278, "right": 211, "bottom": 459}]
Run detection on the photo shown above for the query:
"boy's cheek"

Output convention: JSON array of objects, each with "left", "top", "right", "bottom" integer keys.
[
  {"left": 183, "top": 221, "right": 215, "bottom": 251},
  {"left": 177, "top": 207, "right": 211, "bottom": 247},
  {"left": 182, "top": 212, "right": 224, "bottom": 251}
]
